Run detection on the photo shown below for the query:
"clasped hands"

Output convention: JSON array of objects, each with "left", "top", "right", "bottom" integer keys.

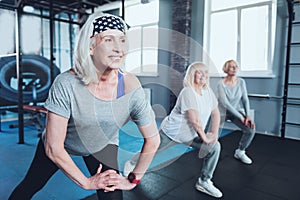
[
  {"left": 242, "top": 116, "right": 255, "bottom": 129},
  {"left": 202, "top": 132, "right": 218, "bottom": 145},
  {"left": 86, "top": 164, "right": 137, "bottom": 192}
]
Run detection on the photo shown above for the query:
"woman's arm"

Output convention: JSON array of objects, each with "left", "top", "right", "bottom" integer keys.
[
  {"left": 112, "top": 120, "right": 160, "bottom": 190},
  {"left": 113, "top": 120, "right": 160, "bottom": 191},
  {"left": 187, "top": 109, "right": 212, "bottom": 144},
  {"left": 44, "top": 112, "right": 119, "bottom": 191},
  {"left": 209, "top": 107, "right": 220, "bottom": 143},
  {"left": 240, "top": 79, "right": 251, "bottom": 117},
  {"left": 240, "top": 80, "right": 255, "bottom": 128},
  {"left": 217, "top": 81, "right": 244, "bottom": 120},
  {"left": 115, "top": 72, "right": 159, "bottom": 185},
  {"left": 134, "top": 120, "right": 160, "bottom": 179},
  {"left": 122, "top": 72, "right": 160, "bottom": 178}
]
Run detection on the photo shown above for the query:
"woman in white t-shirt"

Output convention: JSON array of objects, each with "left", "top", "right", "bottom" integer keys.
[{"left": 124, "top": 62, "right": 223, "bottom": 198}]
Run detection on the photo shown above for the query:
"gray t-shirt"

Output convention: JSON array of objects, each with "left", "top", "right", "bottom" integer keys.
[
  {"left": 43, "top": 71, "right": 153, "bottom": 156},
  {"left": 217, "top": 78, "right": 250, "bottom": 119}
]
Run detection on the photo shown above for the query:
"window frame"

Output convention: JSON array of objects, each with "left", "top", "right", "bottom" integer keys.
[
  {"left": 123, "top": 0, "right": 159, "bottom": 77},
  {"left": 203, "top": 0, "right": 277, "bottom": 78}
]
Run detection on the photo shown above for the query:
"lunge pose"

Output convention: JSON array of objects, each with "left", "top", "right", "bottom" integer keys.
[
  {"left": 125, "top": 62, "right": 223, "bottom": 198},
  {"left": 217, "top": 59, "right": 255, "bottom": 164},
  {"left": 9, "top": 12, "right": 160, "bottom": 200}
]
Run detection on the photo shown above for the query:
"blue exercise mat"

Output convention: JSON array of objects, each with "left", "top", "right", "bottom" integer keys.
[{"left": 118, "top": 120, "right": 233, "bottom": 172}]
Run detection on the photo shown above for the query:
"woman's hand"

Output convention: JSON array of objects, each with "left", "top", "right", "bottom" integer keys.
[
  {"left": 198, "top": 132, "right": 218, "bottom": 158},
  {"left": 86, "top": 164, "right": 137, "bottom": 192},
  {"left": 240, "top": 116, "right": 246, "bottom": 125},
  {"left": 107, "top": 174, "right": 137, "bottom": 191},
  {"left": 86, "top": 164, "right": 120, "bottom": 191},
  {"left": 202, "top": 132, "right": 218, "bottom": 145},
  {"left": 200, "top": 132, "right": 217, "bottom": 144},
  {"left": 244, "top": 116, "right": 255, "bottom": 129}
]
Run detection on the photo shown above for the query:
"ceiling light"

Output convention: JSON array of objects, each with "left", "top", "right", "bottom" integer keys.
[{"left": 23, "top": 5, "right": 35, "bottom": 13}]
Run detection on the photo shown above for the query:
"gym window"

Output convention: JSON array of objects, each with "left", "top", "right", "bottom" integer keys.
[
  {"left": 41, "top": 13, "right": 76, "bottom": 73},
  {"left": 203, "top": 0, "right": 277, "bottom": 77},
  {"left": 123, "top": 0, "right": 159, "bottom": 76},
  {"left": 0, "top": 8, "right": 75, "bottom": 73},
  {"left": 0, "top": 9, "right": 15, "bottom": 56}
]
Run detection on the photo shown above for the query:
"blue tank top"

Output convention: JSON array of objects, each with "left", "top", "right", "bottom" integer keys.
[{"left": 117, "top": 69, "right": 125, "bottom": 98}]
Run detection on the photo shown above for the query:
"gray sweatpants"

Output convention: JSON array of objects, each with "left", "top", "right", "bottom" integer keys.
[
  {"left": 225, "top": 113, "right": 256, "bottom": 150},
  {"left": 128, "top": 130, "right": 221, "bottom": 181}
]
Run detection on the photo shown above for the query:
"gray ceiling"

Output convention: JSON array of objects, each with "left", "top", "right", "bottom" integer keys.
[{"left": 0, "top": 0, "right": 120, "bottom": 15}]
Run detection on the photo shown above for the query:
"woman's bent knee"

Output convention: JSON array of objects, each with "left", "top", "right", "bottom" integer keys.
[
  {"left": 244, "top": 128, "right": 255, "bottom": 137},
  {"left": 212, "top": 141, "right": 221, "bottom": 154}
]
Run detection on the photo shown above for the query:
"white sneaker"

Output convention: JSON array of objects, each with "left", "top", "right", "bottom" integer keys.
[
  {"left": 123, "top": 160, "right": 135, "bottom": 177},
  {"left": 195, "top": 179, "right": 223, "bottom": 198},
  {"left": 234, "top": 149, "right": 252, "bottom": 164}
]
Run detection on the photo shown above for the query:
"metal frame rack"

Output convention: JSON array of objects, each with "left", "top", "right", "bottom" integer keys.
[
  {"left": 0, "top": 0, "right": 120, "bottom": 144},
  {"left": 281, "top": 0, "right": 300, "bottom": 138}
]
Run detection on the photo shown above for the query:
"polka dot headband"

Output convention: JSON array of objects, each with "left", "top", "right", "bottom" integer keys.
[{"left": 90, "top": 15, "right": 125, "bottom": 38}]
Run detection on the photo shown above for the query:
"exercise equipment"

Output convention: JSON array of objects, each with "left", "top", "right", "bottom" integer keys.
[
  {"left": 0, "top": 55, "right": 60, "bottom": 105},
  {"left": 0, "top": 55, "right": 60, "bottom": 134}
]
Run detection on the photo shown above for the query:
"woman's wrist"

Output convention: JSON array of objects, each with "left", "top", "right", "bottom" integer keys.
[
  {"left": 81, "top": 176, "right": 93, "bottom": 190},
  {"left": 130, "top": 169, "right": 144, "bottom": 180},
  {"left": 127, "top": 172, "right": 141, "bottom": 184}
]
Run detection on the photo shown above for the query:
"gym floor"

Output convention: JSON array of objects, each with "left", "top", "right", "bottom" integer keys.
[
  {"left": 119, "top": 131, "right": 300, "bottom": 200},
  {"left": 1, "top": 114, "right": 300, "bottom": 200}
]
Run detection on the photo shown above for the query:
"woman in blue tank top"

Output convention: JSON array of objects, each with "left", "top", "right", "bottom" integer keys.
[{"left": 9, "top": 12, "right": 160, "bottom": 200}]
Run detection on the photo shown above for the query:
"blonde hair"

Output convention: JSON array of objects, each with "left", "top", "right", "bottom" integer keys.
[
  {"left": 183, "top": 62, "right": 209, "bottom": 89},
  {"left": 73, "top": 12, "right": 128, "bottom": 85},
  {"left": 222, "top": 59, "right": 239, "bottom": 73}
]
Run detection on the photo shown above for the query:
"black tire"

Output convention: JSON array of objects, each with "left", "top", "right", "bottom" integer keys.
[{"left": 0, "top": 55, "right": 60, "bottom": 104}]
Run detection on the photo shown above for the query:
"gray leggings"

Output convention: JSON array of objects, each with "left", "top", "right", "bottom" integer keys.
[
  {"left": 225, "top": 113, "right": 256, "bottom": 150},
  {"left": 129, "top": 130, "right": 221, "bottom": 181}
]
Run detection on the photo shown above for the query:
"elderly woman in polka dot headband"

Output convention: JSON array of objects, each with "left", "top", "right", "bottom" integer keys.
[{"left": 9, "top": 12, "right": 160, "bottom": 200}]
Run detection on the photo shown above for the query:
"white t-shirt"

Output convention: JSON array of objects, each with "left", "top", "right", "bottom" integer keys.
[{"left": 161, "top": 86, "right": 218, "bottom": 144}]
